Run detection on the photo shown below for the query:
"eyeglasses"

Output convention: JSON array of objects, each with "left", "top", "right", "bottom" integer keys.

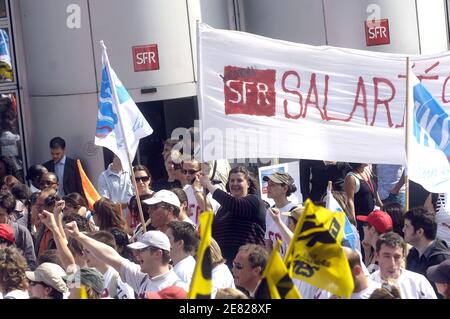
[
  {"left": 135, "top": 176, "right": 150, "bottom": 183},
  {"left": 232, "top": 262, "right": 244, "bottom": 270},
  {"left": 40, "top": 180, "right": 57, "bottom": 187},
  {"left": 149, "top": 203, "right": 170, "bottom": 211},
  {"left": 182, "top": 169, "right": 201, "bottom": 175}
]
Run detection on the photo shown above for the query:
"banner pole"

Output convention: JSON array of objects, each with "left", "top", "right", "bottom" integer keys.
[
  {"left": 101, "top": 41, "right": 147, "bottom": 233},
  {"left": 404, "top": 57, "right": 410, "bottom": 212}
]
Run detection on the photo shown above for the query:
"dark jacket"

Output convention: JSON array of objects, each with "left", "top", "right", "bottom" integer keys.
[
  {"left": 10, "top": 221, "right": 37, "bottom": 270},
  {"left": 43, "top": 157, "right": 83, "bottom": 195},
  {"left": 212, "top": 189, "right": 266, "bottom": 265},
  {"left": 406, "top": 239, "right": 450, "bottom": 296}
]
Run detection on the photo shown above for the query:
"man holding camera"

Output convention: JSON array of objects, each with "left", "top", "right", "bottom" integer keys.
[{"left": 34, "top": 187, "right": 59, "bottom": 258}]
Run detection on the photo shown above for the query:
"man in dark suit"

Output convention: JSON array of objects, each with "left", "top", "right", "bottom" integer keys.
[{"left": 43, "top": 137, "right": 83, "bottom": 196}]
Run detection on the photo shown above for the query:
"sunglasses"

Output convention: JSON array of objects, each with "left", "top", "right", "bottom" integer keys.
[
  {"left": 44, "top": 195, "right": 58, "bottom": 207},
  {"left": 135, "top": 176, "right": 150, "bottom": 183},
  {"left": 149, "top": 203, "right": 170, "bottom": 210},
  {"left": 182, "top": 169, "right": 200, "bottom": 175}
]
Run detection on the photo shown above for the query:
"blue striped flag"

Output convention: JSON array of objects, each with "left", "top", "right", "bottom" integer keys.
[{"left": 95, "top": 41, "right": 153, "bottom": 171}]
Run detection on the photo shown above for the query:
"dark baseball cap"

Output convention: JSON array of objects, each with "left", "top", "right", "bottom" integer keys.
[
  {"left": 63, "top": 267, "right": 104, "bottom": 294},
  {"left": 426, "top": 260, "right": 450, "bottom": 284}
]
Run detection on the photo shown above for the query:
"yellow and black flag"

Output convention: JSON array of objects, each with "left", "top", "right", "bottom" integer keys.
[
  {"left": 261, "top": 240, "right": 301, "bottom": 299},
  {"left": 187, "top": 211, "right": 214, "bottom": 299},
  {"left": 284, "top": 199, "right": 354, "bottom": 299}
]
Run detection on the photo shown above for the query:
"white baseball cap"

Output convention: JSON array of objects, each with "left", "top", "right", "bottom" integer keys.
[
  {"left": 143, "top": 190, "right": 180, "bottom": 208},
  {"left": 127, "top": 230, "right": 171, "bottom": 251},
  {"left": 26, "top": 262, "right": 68, "bottom": 293}
]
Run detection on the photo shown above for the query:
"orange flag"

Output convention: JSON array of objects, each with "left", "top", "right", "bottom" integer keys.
[{"left": 76, "top": 159, "right": 101, "bottom": 210}]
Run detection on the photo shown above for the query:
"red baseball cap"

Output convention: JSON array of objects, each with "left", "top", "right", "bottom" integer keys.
[
  {"left": 0, "top": 224, "right": 15, "bottom": 244},
  {"left": 356, "top": 210, "right": 393, "bottom": 233}
]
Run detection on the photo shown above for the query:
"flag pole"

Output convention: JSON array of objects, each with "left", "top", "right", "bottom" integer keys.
[
  {"left": 100, "top": 41, "right": 147, "bottom": 233},
  {"left": 404, "top": 57, "right": 410, "bottom": 212}
]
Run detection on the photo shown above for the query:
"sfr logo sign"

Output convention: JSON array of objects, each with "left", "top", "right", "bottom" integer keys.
[
  {"left": 365, "top": 19, "right": 390, "bottom": 46},
  {"left": 132, "top": 44, "right": 159, "bottom": 72}
]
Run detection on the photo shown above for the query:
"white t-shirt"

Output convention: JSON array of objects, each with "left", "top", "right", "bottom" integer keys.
[
  {"left": 370, "top": 269, "right": 437, "bottom": 299},
  {"left": 212, "top": 263, "right": 235, "bottom": 298},
  {"left": 351, "top": 279, "right": 381, "bottom": 299},
  {"left": 436, "top": 194, "right": 450, "bottom": 247},
  {"left": 103, "top": 266, "right": 135, "bottom": 299},
  {"left": 180, "top": 216, "right": 197, "bottom": 228},
  {"left": 174, "top": 255, "right": 196, "bottom": 286},
  {"left": 294, "top": 279, "right": 331, "bottom": 299},
  {"left": 2, "top": 289, "right": 30, "bottom": 299},
  {"left": 265, "top": 202, "right": 297, "bottom": 257},
  {"left": 183, "top": 185, "right": 220, "bottom": 227},
  {"left": 120, "top": 258, "right": 185, "bottom": 296}
]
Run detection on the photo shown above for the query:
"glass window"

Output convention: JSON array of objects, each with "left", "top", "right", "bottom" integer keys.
[
  {"left": 0, "top": 1, "right": 6, "bottom": 19},
  {"left": 0, "top": 92, "right": 24, "bottom": 182},
  {"left": 0, "top": 27, "right": 13, "bottom": 83}
]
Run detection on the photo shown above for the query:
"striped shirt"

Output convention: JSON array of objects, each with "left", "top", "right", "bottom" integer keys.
[{"left": 212, "top": 189, "right": 266, "bottom": 258}]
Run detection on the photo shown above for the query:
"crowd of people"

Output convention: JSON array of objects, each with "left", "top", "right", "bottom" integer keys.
[{"left": 0, "top": 133, "right": 449, "bottom": 300}]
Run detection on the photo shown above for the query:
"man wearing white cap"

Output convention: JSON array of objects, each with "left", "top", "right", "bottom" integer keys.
[
  {"left": 65, "top": 222, "right": 185, "bottom": 296},
  {"left": 143, "top": 190, "right": 181, "bottom": 232}
]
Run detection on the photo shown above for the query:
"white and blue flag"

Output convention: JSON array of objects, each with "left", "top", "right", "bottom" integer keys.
[
  {"left": 95, "top": 41, "right": 153, "bottom": 172},
  {"left": 325, "top": 188, "right": 360, "bottom": 252},
  {"left": 408, "top": 72, "right": 450, "bottom": 193}
]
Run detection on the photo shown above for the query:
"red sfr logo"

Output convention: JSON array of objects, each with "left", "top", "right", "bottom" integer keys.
[
  {"left": 365, "top": 19, "right": 390, "bottom": 46},
  {"left": 132, "top": 44, "right": 159, "bottom": 72},
  {"left": 223, "top": 66, "right": 276, "bottom": 116}
]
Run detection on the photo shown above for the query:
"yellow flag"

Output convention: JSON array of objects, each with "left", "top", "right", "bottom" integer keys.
[
  {"left": 284, "top": 199, "right": 354, "bottom": 299},
  {"left": 79, "top": 284, "right": 88, "bottom": 299},
  {"left": 77, "top": 159, "right": 101, "bottom": 211},
  {"left": 188, "top": 211, "right": 214, "bottom": 299},
  {"left": 263, "top": 240, "right": 301, "bottom": 299}
]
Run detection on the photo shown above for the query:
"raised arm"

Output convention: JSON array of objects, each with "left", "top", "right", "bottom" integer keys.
[
  {"left": 53, "top": 199, "right": 67, "bottom": 241},
  {"left": 65, "top": 221, "right": 124, "bottom": 272},
  {"left": 267, "top": 208, "right": 293, "bottom": 244},
  {"left": 192, "top": 177, "right": 213, "bottom": 212},
  {"left": 38, "top": 210, "right": 75, "bottom": 270}
]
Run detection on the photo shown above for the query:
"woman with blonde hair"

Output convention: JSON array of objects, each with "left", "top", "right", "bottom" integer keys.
[{"left": 210, "top": 237, "right": 235, "bottom": 298}]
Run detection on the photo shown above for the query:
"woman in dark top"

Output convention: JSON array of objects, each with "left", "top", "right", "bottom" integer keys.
[
  {"left": 344, "top": 163, "right": 382, "bottom": 240},
  {"left": 201, "top": 166, "right": 266, "bottom": 269}
]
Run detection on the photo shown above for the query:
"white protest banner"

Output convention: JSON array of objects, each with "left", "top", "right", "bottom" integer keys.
[{"left": 197, "top": 23, "right": 450, "bottom": 165}]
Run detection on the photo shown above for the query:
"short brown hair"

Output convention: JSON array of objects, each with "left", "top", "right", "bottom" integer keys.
[
  {"left": 238, "top": 244, "right": 268, "bottom": 274},
  {"left": 375, "top": 232, "right": 406, "bottom": 254}
]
